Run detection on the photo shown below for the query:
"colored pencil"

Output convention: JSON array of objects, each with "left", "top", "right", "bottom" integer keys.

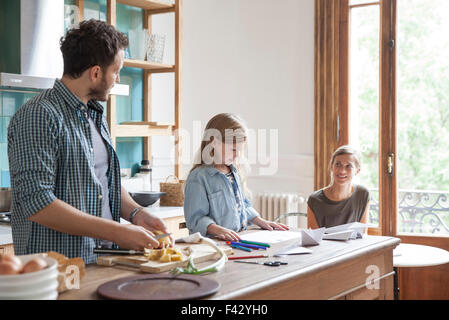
[
  {"left": 227, "top": 241, "right": 267, "bottom": 250},
  {"left": 229, "top": 243, "right": 252, "bottom": 252},
  {"left": 239, "top": 240, "right": 271, "bottom": 248},
  {"left": 228, "top": 255, "right": 268, "bottom": 260}
]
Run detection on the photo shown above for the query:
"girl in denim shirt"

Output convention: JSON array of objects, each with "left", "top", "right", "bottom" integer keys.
[{"left": 184, "top": 113, "right": 288, "bottom": 241}]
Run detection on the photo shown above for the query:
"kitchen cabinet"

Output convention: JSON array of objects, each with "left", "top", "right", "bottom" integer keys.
[{"left": 74, "top": 0, "right": 183, "bottom": 178}]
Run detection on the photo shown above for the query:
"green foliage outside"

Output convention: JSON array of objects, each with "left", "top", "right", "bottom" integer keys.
[{"left": 351, "top": 0, "right": 449, "bottom": 234}]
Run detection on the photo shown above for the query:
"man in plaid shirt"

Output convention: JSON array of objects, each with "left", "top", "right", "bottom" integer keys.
[{"left": 7, "top": 20, "right": 171, "bottom": 264}]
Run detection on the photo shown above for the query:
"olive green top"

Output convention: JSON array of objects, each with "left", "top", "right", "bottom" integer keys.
[{"left": 307, "top": 185, "right": 370, "bottom": 228}]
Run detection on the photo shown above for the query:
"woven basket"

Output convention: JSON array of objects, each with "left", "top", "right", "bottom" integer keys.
[{"left": 159, "top": 175, "right": 185, "bottom": 207}]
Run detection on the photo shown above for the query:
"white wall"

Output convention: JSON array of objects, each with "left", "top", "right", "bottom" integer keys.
[{"left": 148, "top": 0, "right": 315, "bottom": 199}]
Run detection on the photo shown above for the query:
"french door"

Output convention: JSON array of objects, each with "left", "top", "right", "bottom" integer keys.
[
  {"left": 347, "top": 0, "right": 449, "bottom": 241},
  {"left": 344, "top": 0, "right": 449, "bottom": 299}
]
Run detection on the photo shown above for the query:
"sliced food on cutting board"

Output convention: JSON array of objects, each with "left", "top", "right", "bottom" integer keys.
[
  {"left": 144, "top": 247, "right": 185, "bottom": 262},
  {"left": 153, "top": 230, "right": 172, "bottom": 248},
  {"left": 96, "top": 243, "right": 233, "bottom": 274}
]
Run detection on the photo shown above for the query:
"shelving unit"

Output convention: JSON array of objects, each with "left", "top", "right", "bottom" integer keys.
[
  {"left": 75, "top": 0, "right": 182, "bottom": 178},
  {"left": 123, "top": 59, "right": 174, "bottom": 72},
  {"left": 117, "top": 0, "right": 174, "bottom": 11}
]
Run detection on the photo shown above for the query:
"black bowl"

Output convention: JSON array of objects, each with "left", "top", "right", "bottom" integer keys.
[{"left": 128, "top": 191, "right": 166, "bottom": 207}]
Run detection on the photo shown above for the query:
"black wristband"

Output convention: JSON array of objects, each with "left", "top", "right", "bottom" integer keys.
[{"left": 129, "top": 207, "right": 144, "bottom": 224}]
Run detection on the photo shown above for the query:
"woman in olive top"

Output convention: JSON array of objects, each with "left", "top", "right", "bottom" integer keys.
[{"left": 307, "top": 145, "right": 370, "bottom": 229}]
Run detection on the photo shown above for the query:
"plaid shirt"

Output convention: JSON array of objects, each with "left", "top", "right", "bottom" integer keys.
[{"left": 8, "top": 80, "right": 121, "bottom": 264}]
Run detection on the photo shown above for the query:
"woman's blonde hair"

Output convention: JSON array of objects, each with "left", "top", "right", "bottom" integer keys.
[
  {"left": 328, "top": 145, "right": 362, "bottom": 171},
  {"left": 190, "top": 113, "right": 250, "bottom": 195}
]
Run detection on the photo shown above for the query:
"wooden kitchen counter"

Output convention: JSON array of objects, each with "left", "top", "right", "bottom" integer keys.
[{"left": 59, "top": 233, "right": 400, "bottom": 300}]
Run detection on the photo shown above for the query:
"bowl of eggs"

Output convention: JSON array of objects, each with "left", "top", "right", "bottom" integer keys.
[{"left": 0, "top": 254, "right": 59, "bottom": 300}]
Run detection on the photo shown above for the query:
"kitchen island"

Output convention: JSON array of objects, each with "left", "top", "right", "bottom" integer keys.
[{"left": 59, "top": 232, "right": 399, "bottom": 300}]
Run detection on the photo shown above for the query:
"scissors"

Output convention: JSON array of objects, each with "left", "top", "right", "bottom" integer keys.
[{"left": 234, "top": 260, "right": 288, "bottom": 267}]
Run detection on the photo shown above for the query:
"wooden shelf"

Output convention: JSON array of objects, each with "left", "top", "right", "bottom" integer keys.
[
  {"left": 124, "top": 59, "right": 175, "bottom": 73},
  {"left": 115, "top": 123, "right": 173, "bottom": 137},
  {"left": 120, "top": 121, "right": 174, "bottom": 127},
  {"left": 94, "top": 0, "right": 183, "bottom": 177},
  {"left": 117, "top": 0, "right": 174, "bottom": 11}
]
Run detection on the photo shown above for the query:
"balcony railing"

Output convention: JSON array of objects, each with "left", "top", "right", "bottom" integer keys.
[{"left": 368, "top": 188, "right": 449, "bottom": 235}]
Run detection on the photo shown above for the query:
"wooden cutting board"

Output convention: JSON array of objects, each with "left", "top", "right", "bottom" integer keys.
[{"left": 97, "top": 243, "right": 233, "bottom": 273}]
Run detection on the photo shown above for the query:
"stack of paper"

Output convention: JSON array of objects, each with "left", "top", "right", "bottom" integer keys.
[
  {"left": 239, "top": 223, "right": 368, "bottom": 257},
  {"left": 323, "top": 222, "right": 368, "bottom": 241},
  {"left": 240, "top": 230, "right": 302, "bottom": 244}
]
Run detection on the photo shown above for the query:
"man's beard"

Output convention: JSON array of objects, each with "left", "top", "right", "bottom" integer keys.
[{"left": 87, "top": 77, "right": 110, "bottom": 102}]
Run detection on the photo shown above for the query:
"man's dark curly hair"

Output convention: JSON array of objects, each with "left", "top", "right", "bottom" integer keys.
[{"left": 60, "top": 19, "right": 129, "bottom": 78}]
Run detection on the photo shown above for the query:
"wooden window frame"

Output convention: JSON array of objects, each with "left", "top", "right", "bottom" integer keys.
[
  {"left": 316, "top": 0, "right": 449, "bottom": 244},
  {"left": 315, "top": 0, "right": 449, "bottom": 299},
  {"left": 314, "top": 0, "right": 383, "bottom": 235}
]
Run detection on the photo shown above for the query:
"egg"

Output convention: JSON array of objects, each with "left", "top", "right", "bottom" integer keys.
[
  {"left": 0, "top": 261, "right": 22, "bottom": 275},
  {"left": 21, "top": 257, "right": 48, "bottom": 274},
  {"left": 0, "top": 254, "right": 23, "bottom": 269}
]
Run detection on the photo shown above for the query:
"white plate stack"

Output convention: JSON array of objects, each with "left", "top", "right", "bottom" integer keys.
[{"left": 0, "top": 255, "right": 59, "bottom": 300}]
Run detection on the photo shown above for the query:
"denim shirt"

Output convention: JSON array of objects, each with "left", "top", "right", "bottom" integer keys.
[{"left": 184, "top": 165, "right": 260, "bottom": 236}]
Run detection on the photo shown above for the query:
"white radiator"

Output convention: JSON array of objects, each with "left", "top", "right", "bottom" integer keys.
[{"left": 252, "top": 193, "right": 308, "bottom": 229}]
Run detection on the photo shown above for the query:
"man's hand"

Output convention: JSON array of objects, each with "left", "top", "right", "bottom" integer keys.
[
  {"left": 114, "top": 223, "right": 161, "bottom": 251},
  {"left": 27, "top": 199, "right": 166, "bottom": 251},
  {"left": 132, "top": 209, "right": 174, "bottom": 246}
]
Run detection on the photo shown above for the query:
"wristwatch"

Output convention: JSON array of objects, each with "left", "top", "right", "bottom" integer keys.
[{"left": 129, "top": 207, "right": 144, "bottom": 224}]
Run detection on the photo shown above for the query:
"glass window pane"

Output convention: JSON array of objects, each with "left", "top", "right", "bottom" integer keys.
[
  {"left": 397, "top": 0, "right": 449, "bottom": 236},
  {"left": 349, "top": 5, "right": 380, "bottom": 227}
]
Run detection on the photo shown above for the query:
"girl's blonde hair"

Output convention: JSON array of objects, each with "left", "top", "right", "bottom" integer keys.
[{"left": 190, "top": 113, "right": 251, "bottom": 195}]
